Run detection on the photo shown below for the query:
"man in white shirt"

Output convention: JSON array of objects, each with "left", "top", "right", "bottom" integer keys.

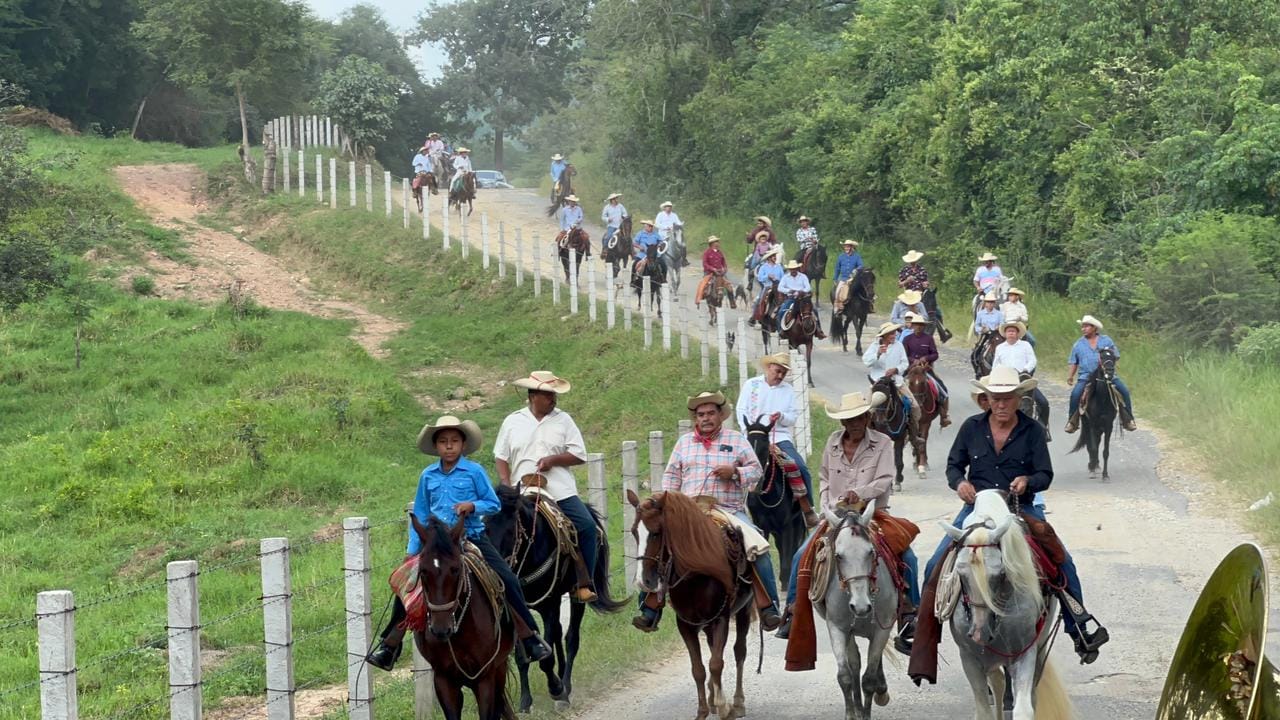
[
  {"left": 654, "top": 201, "right": 682, "bottom": 240},
  {"left": 999, "top": 287, "right": 1035, "bottom": 346},
  {"left": 449, "top": 147, "right": 472, "bottom": 193},
  {"left": 991, "top": 321, "right": 1051, "bottom": 439},
  {"left": 559, "top": 194, "right": 584, "bottom": 233},
  {"left": 494, "top": 371, "right": 599, "bottom": 602},
  {"left": 601, "top": 192, "right": 627, "bottom": 246},
  {"left": 863, "top": 321, "right": 921, "bottom": 427},
  {"left": 736, "top": 353, "right": 818, "bottom": 527}
]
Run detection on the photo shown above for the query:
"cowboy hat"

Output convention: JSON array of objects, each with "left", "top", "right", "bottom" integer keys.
[
  {"left": 1078, "top": 314, "right": 1104, "bottom": 331},
  {"left": 1000, "top": 321, "right": 1027, "bottom": 339},
  {"left": 876, "top": 321, "right": 902, "bottom": 338},
  {"left": 971, "top": 366, "right": 1037, "bottom": 396},
  {"left": 754, "top": 230, "right": 771, "bottom": 242},
  {"left": 784, "top": 260, "right": 803, "bottom": 270},
  {"left": 416, "top": 415, "right": 483, "bottom": 456},
  {"left": 513, "top": 370, "right": 571, "bottom": 394},
  {"left": 757, "top": 352, "right": 792, "bottom": 372},
  {"left": 1006, "top": 287, "right": 1025, "bottom": 298},
  {"left": 660, "top": 201, "right": 674, "bottom": 208},
  {"left": 763, "top": 247, "right": 782, "bottom": 261},
  {"left": 706, "top": 235, "right": 721, "bottom": 244},
  {"left": 905, "top": 312, "right": 927, "bottom": 324},
  {"left": 897, "top": 290, "right": 922, "bottom": 305},
  {"left": 981, "top": 292, "right": 999, "bottom": 303},
  {"left": 842, "top": 239, "right": 859, "bottom": 247},
  {"left": 428, "top": 132, "right": 440, "bottom": 138},
  {"left": 607, "top": 192, "right": 622, "bottom": 201},
  {"left": 640, "top": 218, "right": 655, "bottom": 226},
  {"left": 902, "top": 250, "right": 924, "bottom": 263},
  {"left": 797, "top": 215, "right": 811, "bottom": 223},
  {"left": 825, "top": 391, "right": 886, "bottom": 420},
  {"left": 755, "top": 215, "right": 772, "bottom": 227},
  {"left": 971, "top": 375, "right": 991, "bottom": 405},
  {"left": 551, "top": 153, "right": 564, "bottom": 160},
  {"left": 686, "top": 390, "right": 728, "bottom": 412},
  {"left": 564, "top": 194, "right": 579, "bottom": 202},
  {"left": 456, "top": 147, "right": 471, "bottom": 153},
  {"left": 978, "top": 251, "right": 998, "bottom": 262}
]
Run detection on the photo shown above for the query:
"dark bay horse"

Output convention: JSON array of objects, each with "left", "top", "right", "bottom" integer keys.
[
  {"left": 546, "top": 163, "right": 576, "bottom": 216},
  {"left": 408, "top": 515, "right": 514, "bottom": 720},
  {"left": 631, "top": 255, "right": 666, "bottom": 317},
  {"left": 831, "top": 268, "right": 876, "bottom": 355},
  {"left": 778, "top": 293, "right": 818, "bottom": 388},
  {"left": 753, "top": 286, "right": 781, "bottom": 353},
  {"left": 450, "top": 171, "right": 476, "bottom": 217},
  {"left": 742, "top": 416, "right": 806, "bottom": 588},
  {"left": 800, "top": 244, "right": 828, "bottom": 308},
  {"left": 486, "top": 486, "right": 627, "bottom": 713},
  {"left": 921, "top": 287, "right": 953, "bottom": 344},
  {"left": 602, "top": 216, "right": 633, "bottom": 282},
  {"left": 905, "top": 359, "right": 942, "bottom": 478},
  {"left": 1071, "top": 346, "right": 1119, "bottom": 481},
  {"left": 557, "top": 227, "right": 590, "bottom": 284},
  {"left": 970, "top": 329, "right": 1000, "bottom": 379},
  {"left": 628, "top": 490, "right": 754, "bottom": 720},
  {"left": 869, "top": 375, "right": 920, "bottom": 491},
  {"left": 412, "top": 172, "right": 437, "bottom": 212}
]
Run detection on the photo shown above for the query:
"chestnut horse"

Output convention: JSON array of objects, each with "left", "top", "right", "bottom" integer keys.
[
  {"left": 450, "top": 171, "right": 476, "bottom": 217},
  {"left": 905, "top": 359, "right": 942, "bottom": 478}
]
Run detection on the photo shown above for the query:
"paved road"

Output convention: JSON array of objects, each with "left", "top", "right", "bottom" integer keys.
[{"left": 450, "top": 188, "right": 1279, "bottom": 719}]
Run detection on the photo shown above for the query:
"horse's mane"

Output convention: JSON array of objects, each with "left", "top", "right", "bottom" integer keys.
[
  {"left": 424, "top": 516, "right": 461, "bottom": 559},
  {"left": 853, "top": 269, "right": 876, "bottom": 300},
  {"left": 655, "top": 491, "right": 735, "bottom": 591},
  {"left": 961, "top": 496, "right": 1043, "bottom": 616}
]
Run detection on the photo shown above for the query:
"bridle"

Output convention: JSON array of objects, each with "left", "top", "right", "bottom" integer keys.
[
  {"left": 423, "top": 556, "right": 473, "bottom": 637},
  {"left": 745, "top": 427, "right": 786, "bottom": 509},
  {"left": 631, "top": 505, "right": 735, "bottom": 628},
  {"left": 830, "top": 516, "right": 896, "bottom": 630}
]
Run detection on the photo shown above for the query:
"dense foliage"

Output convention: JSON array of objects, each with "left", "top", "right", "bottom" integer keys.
[{"left": 315, "top": 56, "right": 397, "bottom": 157}]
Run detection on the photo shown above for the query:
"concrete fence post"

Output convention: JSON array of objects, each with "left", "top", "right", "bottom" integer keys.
[
  {"left": 624, "top": 305, "right": 633, "bottom": 332},
  {"left": 283, "top": 150, "right": 291, "bottom": 193},
  {"left": 315, "top": 154, "right": 323, "bottom": 203},
  {"left": 423, "top": 187, "right": 431, "bottom": 237},
  {"left": 298, "top": 150, "right": 305, "bottom": 198},
  {"left": 677, "top": 419, "right": 692, "bottom": 437},
  {"left": 551, "top": 256, "right": 561, "bottom": 304},
  {"left": 498, "top": 222, "right": 507, "bottom": 279},
  {"left": 329, "top": 158, "right": 337, "bottom": 209},
  {"left": 738, "top": 317, "right": 749, "bottom": 392},
  {"left": 36, "top": 590, "right": 77, "bottom": 720},
  {"left": 461, "top": 215, "right": 469, "bottom": 259},
  {"left": 384, "top": 172, "right": 392, "bottom": 217},
  {"left": 647, "top": 431, "right": 664, "bottom": 491},
  {"left": 515, "top": 228, "right": 524, "bottom": 287},
  {"left": 533, "top": 231, "right": 543, "bottom": 297},
  {"left": 587, "top": 253, "right": 597, "bottom": 323},
  {"left": 607, "top": 276, "right": 616, "bottom": 329},
  {"left": 343, "top": 517, "right": 373, "bottom": 720},
  {"left": 701, "top": 325, "right": 710, "bottom": 378},
  {"left": 643, "top": 312, "right": 652, "bottom": 349},
  {"left": 481, "top": 214, "right": 490, "bottom": 269},
  {"left": 570, "top": 249, "right": 579, "bottom": 315},
  {"left": 167, "top": 560, "right": 201, "bottom": 720},
  {"left": 402, "top": 179, "right": 410, "bottom": 229},
  {"left": 325, "top": 117, "right": 332, "bottom": 148},
  {"left": 680, "top": 304, "right": 690, "bottom": 360},
  {"left": 442, "top": 195, "right": 450, "bottom": 249},
  {"left": 348, "top": 161, "right": 356, "bottom": 208},
  {"left": 717, "top": 319, "right": 729, "bottom": 387},
  {"left": 661, "top": 285, "right": 672, "bottom": 351},
  {"left": 260, "top": 538, "right": 295, "bottom": 720},
  {"left": 365, "top": 164, "right": 373, "bottom": 212},
  {"left": 621, "top": 441, "right": 639, "bottom": 592},
  {"left": 641, "top": 276, "right": 652, "bottom": 327},
  {"left": 586, "top": 453, "right": 607, "bottom": 522}
]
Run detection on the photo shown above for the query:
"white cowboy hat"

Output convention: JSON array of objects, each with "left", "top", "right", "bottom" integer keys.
[
  {"left": 902, "top": 250, "right": 924, "bottom": 263},
  {"left": 1006, "top": 287, "right": 1025, "bottom": 298},
  {"left": 971, "top": 366, "right": 1037, "bottom": 396},
  {"left": 640, "top": 218, "right": 655, "bottom": 226},
  {"left": 607, "top": 192, "right": 622, "bottom": 201},
  {"left": 1000, "top": 321, "right": 1027, "bottom": 339},
  {"left": 705, "top": 235, "right": 721, "bottom": 244},
  {"left": 551, "top": 153, "right": 564, "bottom": 160},
  {"left": 1078, "top": 315, "right": 1103, "bottom": 331},
  {"left": 842, "top": 239, "right": 858, "bottom": 247},
  {"left": 971, "top": 375, "right": 991, "bottom": 404},
  {"left": 905, "top": 312, "right": 927, "bottom": 324},
  {"left": 825, "top": 391, "right": 886, "bottom": 420},
  {"left": 763, "top": 247, "right": 782, "bottom": 261},
  {"left": 687, "top": 390, "right": 728, "bottom": 412},
  {"left": 978, "top": 252, "right": 998, "bottom": 262},
  {"left": 981, "top": 292, "right": 999, "bottom": 303},
  {"left": 797, "top": 215, "right": 811, "bottom": 223},
  {"left": 757, "top": 352, "right": 792, "bottom": 372},
  {"left": 456, "top": 147, "right": 471, "bottom": 153},
  {"left": 660, "top": 201, "right": 674, "bottom": 208},
  {"left": 876, "top": 321, "right": 902, "bottom": 338},
  {"left": 513, "top": 370, "right": 571, "bottom": 394},
  {"left": 897, "top": 289, "right": 922, "bottom": 305},
  {"left": 755, "top": 215, "right": 772, "bottom": 227},
  {"left": 416, "top": 415, "right": 483, "bottom": 456},
  {"left": 784, "top": 260, "right": 803, "bottom": 270},
  {"left": 564, "top": 194, "right": 579, "bottom": 202}
]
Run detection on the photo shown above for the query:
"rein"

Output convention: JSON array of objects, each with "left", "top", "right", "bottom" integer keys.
[
  {"left": 424, "top": 552, "right": 507, "bottom": 681},
  {"left": 829, "top": 519, "right": 899, "bottom": 630}
]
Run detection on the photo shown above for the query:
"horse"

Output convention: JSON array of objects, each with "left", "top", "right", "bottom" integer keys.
[
  {"left": 627, "top": 490, "right": 754, "bottom": 720},
  {"left": 752, "top": 286, "right": 781, "bottom": 353},
  {"left": 869, "top": 375, "right": 920, "bottom": 491},
  {"left": 630, "top": 254, "right": 666, "bottom": 317},
  {"left": 818, "top": 503, "right": 899, "bottom": 720},
  {"left": 969, "top": 275, "right": 1014, "bottom": 335},
  {"left": 450, "top": 171, "right": 476, "bottom": 217},
  {"left": 1017, "top": 372, "right": 1051, "bottom": 438},
  {"left": 970, "top": 329, "right": 1000, "bottom": 379},
  {"left": 407, "top": 514, "right": 515, "bottom": 720},
  {"left": 800, "top": 245, "right": 829, "bottom": 308},
  {"left": 430, "top": 152, "right": 449, "bottom": 193},
  {"left": 905, "top": 360, "right": 942, "bottom": 478},
  {"left": 602, "top": 216, "right": 633, "bottom": 283},
  {"left": 831, "top": 268, "right": 876, "bottom": 355},
  {"left": 557, "top": 227, "right": 591, "bottom": 284},
  {"left": 485, "top": 486, "right": 628, "bottom": 713},
  {"left": 545, "top": 163, "right": 576, "bottom": 216},
  {"left": 657, "top": 227, "right": 688, "bottom": 296},
  {"left": 412, "top": 172, "right": 437, "bottom": 212},
  {"left": 699, "top": 273, "right": 745, "bottom": 327},
  {"left": 921, "top": 287, "right": 953, "bottom": 344},
  {"left": 1070, "top": 346, "right": 1119, "bottom": 481},
  {"left": 938, "top": 490, "right": 1075, "bottom": 720},
  {"left": 778, "top": 293, "right": 819, "bottom": 387},
  {"left": 742, "top": 415, "right": 806, "bottom": 589}
]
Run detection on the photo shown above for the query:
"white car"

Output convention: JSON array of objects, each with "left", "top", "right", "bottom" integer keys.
[{"left": 474, "top": 170, "right": 513, "bottom": 189}]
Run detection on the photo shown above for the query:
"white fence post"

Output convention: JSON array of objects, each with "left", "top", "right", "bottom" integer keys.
[
  {"left": 677, "top": 419, "right": 692, "bottom": 437},
  {"left": 624, "top": 305, "right": 633, "bottom": 332},
  {"left": 283, "top": 150, "right": 291, "bottom": 193},
  {"left": 533, "top": 232, "right": 543, "bottom": 297},
  {"left": 701, "top": 325, "right": 710, "bottom": 378},
  {"left": 402, "top": 179, "right": 410, "bottom": 229},
  {"left": 365, "top": 164, "right": 373, "bottom": 212},
  {"left": 261, "top": 538, "right": 295, "bottom": 720},
  {"left": 587, "top": 453, "right": 607, "bottom": 522},
  {"left": 442, "top": 195, "right": 450, "bottom": 248},
  {"left": 498, "top": 222, "right": 507, "bottom": 279},
  {"left": 643, "top": 312, "right": 652, "bottom": 349},
  {"left": 36, "top": 590, "right": 76, "bottom": 720},
  {"left": 647, "top": 431, "right": 664, "bottom": 491},
  {"left": 738, "top": 317, "right": 749, "bottom": 392},
  {"left": 515, "top": 229, "right": 524, "bottom": 287},
  {"left": 461, "top": 215, "right": 469, "bottom": 259},
  {"left": 348, "top": 161, "right": 356, "bottom": 207},
  {"left": 481, "top": 214, "right": 490, "bottom": 269},
  {"left": 344, "top": 517, "right": 374, "bottom": 720},
  {"left": 298, "top": 150, "right": 305, "bottom": 198},
  {"left": 315, "top": 154, "right": 323, "bottom": 203},
  {"left": 680, "top": 305, "right": 690, "bottom": 359},
  {"left": 167, "top": 560, "right": 201, "bottom": 720},
  {"left": 607, "top": 276, "right": 616, "bottom": 329},
  {"left": 661, "top": 285, "right": 672, "bottom": 351},
  {"left": 552, "top": 257, "right": 561, "bottom": 304},
  {"left": 570, "top": 249, "right": 579, "bottom": 315},
  {"left": 423, "top": 185, "right": 431, "bottom": 234},
  {"left": 384, "top": 172, "right": 392, "bottom": 217},
  {"left": 717, "top": 319, "right": 729, "bottom": 387},
  {"left": 405, "top": 504, "right": 436, "bottom": 720},
  {"left": 325, "top": 117, "right": 332, "bottom": 147},
  {"left": 329, "top": 158, "right": 337, "bottom": 209},
  {"left": 621, "top": 441, "right": 639, "bottom": 592},
  {"left": 641, "top": 276, "right": 652, "bottom": 327},
  {"left": 586, "top": 253, "right": 597, "bottom": 322}
]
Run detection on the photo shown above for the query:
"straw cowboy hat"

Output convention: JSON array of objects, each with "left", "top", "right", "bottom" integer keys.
[
  {"left": 897, "top": 289, "right": 922, "bottom": 305},
  {"left": 762, "top": 247, "right": 782, "bottom": 261},
  {"left": 1006, "top": 287, "right": 1025, "bottom": 298},
  {"left": 784, "top": 260, "right": 803, "bottom": 270},
  {"left": 564, "top": 194, "right": 580, "bottom": 203},
  {"left": 981, "top": 291, "right": 999, "bottom": 303},
  {"left": 513, "top": 370, "right": 571, "bottom": 394},
  {"left": 686, "top": 390, "right": 729, "bottom": 412},
  {"left": 978, "top": 252, "right": 998, "bottom": 262},
  {"left": 905, "top": 312, "right": 927, "bottom": 324},
  {"left": 428, "top": 132, "right": 441, "bottom": 138},
  {"left": 755, "top": 215, "right": 772, "bottom": 227},
  {"left": 416, "top": 415, "right": 482, "bottom": 456},
  {"left": 902, "top": 250, "right": 924, "bottom": 263},
  {"left": 640, "top": 218, "right": 655, "bottom": 226},
  {"left": 825, "top": 391, "right": 886, "bottom": 420},
  {"left": 972, "top": 366, "right": 1037, "bottom": 396},
  {"left": 1078, "top": 315, "right": 1104, "bottom": 331},
  {"left": 607, "top": 192, "right": 622, "bottom": 201},
  {"left": 1000, "top": 321, "right": 1027, "bottom": 339},
  {"left": 971, "top": 375, "right": 991, "bottom": 405},
  {"left": 660, "top": 201, "right": 674, "bottom": 208},
  {"left": 755, "top": 230, "right": 771, "bottom": 242},
  {"left": 842, "top": 239, "right": 859, "bottom": 248},
  {"left": 757, "top": 352, "right": 792, "bottom": 372},
  {"left": 551, "top": 153, "right": 564, "bottom": 160},
  {"left": 456, "top": 147, "right": 471, "bottom": 153},
  {"left": 876, "top": 321, "right": 902, "bottom": 338},
  {"left": 706, "top": 235, "right": 721, "bottom": 244},
  {"left": 797, "top": 215, "right": 811, "bottom": 223}
]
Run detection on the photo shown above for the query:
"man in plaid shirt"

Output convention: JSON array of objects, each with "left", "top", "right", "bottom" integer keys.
[{"left": 632, "top": 391, "right": 785, "bottom": 632}]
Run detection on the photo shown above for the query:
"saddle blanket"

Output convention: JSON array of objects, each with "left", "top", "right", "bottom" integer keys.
[{"left": 391, "top": 542, "right": 506, "bottom": 632}]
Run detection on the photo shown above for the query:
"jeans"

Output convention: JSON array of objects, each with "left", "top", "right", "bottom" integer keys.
[
  {"left": 777, "top": 297, "right": 796, "bottom": 327},
  {"left": 1024, "top": 329, "right": 1037, "bottom": 347},
  {"left": 732, "top": 510, "right": 780, "bottom": 609},
  {"left": 924, "top": 504, "right": 1084, "bottom": 634},
  {"left": 776, "top": 440, "right": 813, "bottom": 499},
  {"left": 1069, "top": 377, "right": 1133, "bottom": 417},
  {"left": 557, "top": 495, "right": 598, "bottom": 580},
  {"left": 602, "top": 226, "right": 617, "bottom": 245},
  {"left": 785, "top": 527, "right": 921, "bottom": 608}
]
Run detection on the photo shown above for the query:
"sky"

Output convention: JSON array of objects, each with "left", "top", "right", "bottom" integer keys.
[{"left": 304, "top": 0, "right": 447, "bottom": 80}]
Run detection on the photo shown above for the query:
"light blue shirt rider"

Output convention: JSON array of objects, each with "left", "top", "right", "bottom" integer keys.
[
  {"left": 890, "top": 301, "right": 927, "bottom": 326},
  {"left": 412, "top": 152, "right": 430, "bottom": 174},
  {"left": 550, "top": 159, "right": 567, "bottom": 182},
  {"left": 1068, "top": 334, "right": 1119, "bottom": 379},
  {"left": 756, "top": 262, "right": 783, "bottom": 292},
  {"left": 560, "top": 204, "right": 584, "bottom": 232},
  {"left": 975, "top": 307, "right": 1004, "bottom": 333},
  {"left": 833, "top": 252, "right": 864, "bottom": 283},
  {"left": 634, "top": 227, "right": 660, "bottom": 260},
  {"left": 406, "top": 457, "right": 500, "bottom": 552}
]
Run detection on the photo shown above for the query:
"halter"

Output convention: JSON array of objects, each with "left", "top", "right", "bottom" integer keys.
[
  {"left": 829, "top": 517, "right": 899, "bottom": 630},
  {"left": 952, "top": 517, "right": 1054, "bottom": 661},
  {"left": 634, "top": 511, "right": 742, "bottom": 629},
  {"left": 745, "top": 428, "right": 787, "bottom": 509}
]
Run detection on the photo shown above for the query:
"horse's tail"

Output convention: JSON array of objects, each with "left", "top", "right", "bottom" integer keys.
[
  {"left": 1034, "top": 658, "right": 1077, "bottom": 720},
  {"left": 828, "top": 311, "right": 843, "bottom": 345},
  {"left": 546, "top": 202, "right": 559, "bottom": 218},
  {"left": 587, "top": 506, "right": 629, "bottom": 614},
  {"left": 1069, "top": 427, "right": 1088, "bottom": 454}
]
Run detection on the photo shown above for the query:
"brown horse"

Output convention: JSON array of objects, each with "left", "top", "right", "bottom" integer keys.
[
  {"left": 628, "top": 490, "right": 753, "bottom": 720},
  {"left": 557, "top": 227, "right": 591, "bottom": 284},
  {"left": 412, "top": 171, "right": 437, "bottom": 212},
  {"left": 546, "top": 163, "right": 577, "bottom": 216},
  {"left": 697, "top": 273, "right": 743, "bottom": 327},
  {"left": 905, "top": 359, "right": 942, "bottom": 478},
  {"left": 450, "top": 171, "right": 476, "bottom": 217},
  {"left": 409, "top": 514, "right": 515, "bottom": 720},
  {"left": 778, "top": 293, "right": 819, "bottom": 387}
]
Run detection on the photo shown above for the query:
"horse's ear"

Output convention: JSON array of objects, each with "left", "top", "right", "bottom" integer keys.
[
  {"left": 626, "top": 488, "right": 641, "bottom": 508},
  {"left": 450, "top": 517, "right": 466, "bottom": 544},
  {"left": 941, "top": 522, "right": 966, "bottom": 542},
  {"left": 409, "top": 511, "right": 428, "bottom": 545},
  {"left": 990, "top": 514, "right": 1015, "bottom": 545},
  {"left": 860, "top": 501, "right": 876, "bottom": 527}
]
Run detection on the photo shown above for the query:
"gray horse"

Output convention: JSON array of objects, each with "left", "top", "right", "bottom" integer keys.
[
  {"left": 816, "top": 504, "right": 898, "bottom": 720},
  {"left": 657, "top": 227, "right": 688, "bottom": 296},
  {"left": 939, "top": 490, "right": 1074, "bottom": 720}
]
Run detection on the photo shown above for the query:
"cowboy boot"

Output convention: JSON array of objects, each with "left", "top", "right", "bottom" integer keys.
[
  {"left": 940, "top": 397, "right": 952, "bottom": 428},
  {"left": 774, "top": 604, "right": 794, "bottom": 639},
  {"left": 1056, "top": 588, "right": 1110, "bottom": 664},
  {"left": 512, "top": 614, "right": 553, "bottom": 663},
  {"left": 1064, "top": 411, "right": 1080, "bottom": 434},
  {"left": 892, "top": 593, "right": 917, "bottom": 655},
  {"left": 1120, "top": 407, "right": 1138, "bottom": 432},
  {"left": 795, "top": 494, "right": 819, "bottom": 529},
  {"left": 366, "top": 626, "right": 405, "bottom": 671},
  {"left": 752, "top": 571, "right": 783, "bottom": 631},
  {"left": 632, "top": 592, "right": 665, "bottom": 632},
  {"left": 572, "top": 550, "right": 598, "bottom": 603}
]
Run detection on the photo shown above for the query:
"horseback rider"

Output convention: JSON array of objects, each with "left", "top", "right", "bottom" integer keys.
[
  {"left": 748, "top": 248, "right": 783, "bottom": 327},
  {"left": 795, "top": 216, "right": 818, "bottom": 254},
  {"left": 889, "top": 289, "right": 928, "bottom": 330},
  {"left": 366, "top": 415, "right": 553, "bottom": 671},
  {"left": 601, "top": 192, "right": 627, "bottom": 246},
  {"left": 697, "top": 236, "right": 736, "bottom": 309},
  {"left": 494, "top": 371, "right": 600, "bottom": 604},
  {"left": 424, "top": 132, "right": 445, "bottom": 156},
  {"left": 1000, "top": 287, "right": 1035, "bottom": 346},
  {"left": 746, "top": 215, "right": 776, "bottom": 249},
  {"left": 412, "top": 144, "right": 430, "bottom": 177},
  {"left": 633, "top": 219, "right": 660, "bottom": 262},
  {"left": 974, "top": 292, "right": 1003, "bottom": 334},
  {"left": 972, "top": 252, "right": 1006, "bottom": 297},
  {"left": 559, "top": 194, "right": 584, "bottom": 234},
  {"left": 1065, "top": 315, "right": 1137, "bottom": 433},
  {"left": 736, "top": 352, "right": 820, "bottom": 528},
  {"left": 449, "top": 146, "right": 472, "bottom": 194},
  {"left": 831, "top": 240, "right": 864, "bottom": 314},
  {"left": 863, "top": 322, "right": 923, "bottom": 429},
  {"left": 898, "top": 250, "right": 943, "bottom": 327},
  {"left": 776, "top": 260, "right": 826, "bottom": 338},
  {"left": 632, "top": 391, "right": 786, "bottom": 632},
  {"left": 911, "top": 367, "right": 1110, "bottom": 667},
  {"left": 654, "top": 201, "right": 682, "bottom": 242},
  {"left": 902, "top": 312, "right": 952, "bottom": 427},
  {"left": 992, "top": 321, "right": 1050, "bottom": 440},
  {"left": 747, "top": 229, "right": 774, "bottom": 278},
  {"left": 550, "top": 153, "right": 567, "bottom": 201}
]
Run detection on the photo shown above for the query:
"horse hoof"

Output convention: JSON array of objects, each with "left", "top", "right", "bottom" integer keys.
[
  {"left": 733, "top": 703, "right": 747, "bottom": 719},
  {"left": 894, "top": 481, "right": 903, "bottom": 491},
  {"left": 917, "top": 467, "right": 927, "bottom": 478},
  {"left": 555, "top": 699, "right": 571, "bottom": 712},
  {"left": 874, "top": 691, "right": 890, "bottom": 706},
  {"left": 717, "top": 704, "right": 734, "bottom": 718}
]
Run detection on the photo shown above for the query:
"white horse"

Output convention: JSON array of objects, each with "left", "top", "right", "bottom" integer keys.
[
  {"left": 939, "top": 490, "right": 1073, "bottom": 720},
  {"left": 967, "top": 274, "right": 1014, "bottom": 341},
  {"left": 817, "top": 504, "right": 899, "bottom": 720}
]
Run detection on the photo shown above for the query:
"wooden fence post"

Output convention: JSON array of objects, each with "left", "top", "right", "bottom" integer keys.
[
  {"left": 384, "top": 171, "right": 392, "bottom": 217},
  {"left": 647, "top": 431, "right": 664, "bottom": 491},
  {"left": 167, "top": 560, "right": 201, "bottom": 720},
  {"left": 481, "top": 214, "right": 490, "bottom": 269},
  {"left": 36, "top": 590, "right": 76, "bottom": 720},
  {"left": 344, "top": 517, "right": 373, "bottom": 720},
  {"left": 621, "top": 441, "right": 639, "bottom": 592},
  {"left": 260, "top": 538, "right": 294, "bottom": 720},
  {"left": 498, "top": 222, "right": 506, "bottom": 279},
  {"left": 587, "top": 453, "right": 607, "bottom": 522}
]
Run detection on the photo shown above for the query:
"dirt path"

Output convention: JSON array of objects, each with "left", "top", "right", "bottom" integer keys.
[{"left": 115, "top": 164, "right": 404, "bottom": 358}]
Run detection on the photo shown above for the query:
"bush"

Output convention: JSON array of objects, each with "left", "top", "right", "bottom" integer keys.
[
  {"left": 0, "top": 232, "right": 68, "bottom": 309},
  {"left": 1068, "top": 269, "right": 1144, "bottom": 318},
  {"left": 1238, "top": 323, "right": 1280, "bottom": 366},
  {"left": 130, "top": 274, "right": 155, "bottom": 296}
]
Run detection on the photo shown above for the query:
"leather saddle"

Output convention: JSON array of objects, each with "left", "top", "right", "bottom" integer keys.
[
  {"left": 691, "top": 496, "right": 750, "bottom": 579},
  {"left": 519, "top": 474, "right": 581, "bottom": 555}
]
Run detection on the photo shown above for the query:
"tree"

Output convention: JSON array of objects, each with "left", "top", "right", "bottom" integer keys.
[
  {"left": 315, "top": 56, "right": 396, "bottom": 158},
  {"left": 413, "top": 0, "right": 591, "bottom": 170},
  {"left": 134, "top": 0, "right": 309, "bottom": 183}
]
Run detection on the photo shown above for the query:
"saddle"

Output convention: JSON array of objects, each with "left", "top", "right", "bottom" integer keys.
[
  {"left": 390, "top": 542, "right": 506, "bottom": 632},
  {"left": 518, "top": 478, "right": 580, "bottom": 558},
  {"left": 691, "top": 496, "right": 751, "bottom": 577},
  {"left": 412, "top": 172, "right": 429, "bottom": 189},
  {"left": 1080, "top": 378, "right": 1124, "bottom": 419}
]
